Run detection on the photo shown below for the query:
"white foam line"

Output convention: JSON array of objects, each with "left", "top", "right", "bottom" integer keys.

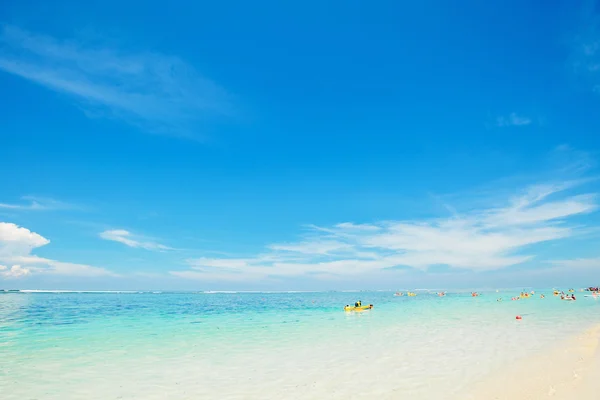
[{"left": 19, "top": 290, "right": 140, "bottom": 293}]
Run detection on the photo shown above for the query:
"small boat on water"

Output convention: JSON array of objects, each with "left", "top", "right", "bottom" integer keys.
[{"left": 344, "top": 304, "right": 374, "bottom": 312}]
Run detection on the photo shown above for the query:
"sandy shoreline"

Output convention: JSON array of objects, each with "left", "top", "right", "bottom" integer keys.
[{"left": 461, "top": 323, "right": 600, "bottom": 400}]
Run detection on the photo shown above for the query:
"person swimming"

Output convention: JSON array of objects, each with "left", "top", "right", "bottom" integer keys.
[{"left": 354, "top": 300, "right": 362, "bottom": 307}]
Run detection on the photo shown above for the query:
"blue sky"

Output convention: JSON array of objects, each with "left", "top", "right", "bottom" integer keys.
[{"left": 1, "top": 0, "right": 600, "bottom": 290}]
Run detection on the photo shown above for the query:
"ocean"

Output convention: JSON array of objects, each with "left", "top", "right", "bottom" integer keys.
[{"left": 1, "top": 289, "right": 599, "bottom": 399}]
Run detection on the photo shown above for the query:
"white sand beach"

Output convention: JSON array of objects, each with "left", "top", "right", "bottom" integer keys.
[{"left": 461, "top": 324, "right": 600, "bottom": 400}]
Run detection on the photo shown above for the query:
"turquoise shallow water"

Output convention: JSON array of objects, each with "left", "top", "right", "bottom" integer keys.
[{"left": 1, "top": 290, "right": 600, "bottom": 399}]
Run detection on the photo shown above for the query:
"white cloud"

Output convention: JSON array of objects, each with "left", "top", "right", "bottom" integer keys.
[
  {"left": 0, "top": 222, "right": 49, "bottom": 254},
  {"left": 0, "top": 196, "right": 78, "bottom": 211},
  {"left": 100, "top": 229, "right": 171, "bottom": 251},
  {"left": 0, "top": 264, "right": 31, "bottom": 278},
  {"left": 0, "top": 222, "right": 114, "bottom": 278},
  {"left": 334, "top": 222, "right": 381, "bottom": 231},
  {"left": 268, "top": 241, "right": 353, "bottom": 255},
  {"left": 547, "top": 257, "right": 600, "bottom": 269},
  {"left": 0, "top": 25, "right": 231, "bottom": 137},
  {"left": 496, "top": 113, "right": 532, "bottom": 127},
  {"left": 170, "top": 179, "right": 598, "bottom": 281}
]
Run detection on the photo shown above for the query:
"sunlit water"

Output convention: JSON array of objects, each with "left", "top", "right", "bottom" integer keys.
[{"left": 1, "top": 290, "right": 599, "bottom": 399}]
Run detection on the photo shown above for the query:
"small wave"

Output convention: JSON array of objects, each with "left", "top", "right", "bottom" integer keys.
[
  {"left": 203, "top": 291, "right": 238, "bottom": 294},
  {"left": 283, "top": 291, "right": 320, "bottom": 293},
  {"left": 201, "top": 290, "right": 323, "bottom": 294},
  {"left": 246, "top": 290, "right": 323, "bottom": 294},
  {"left": 19, "top": 290, "right": 140, "bottom": 294}
]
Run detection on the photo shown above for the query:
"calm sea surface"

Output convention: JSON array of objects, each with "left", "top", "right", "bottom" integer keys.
[{"left": 1, "top": 290, "right": 599, "bottom": 399}]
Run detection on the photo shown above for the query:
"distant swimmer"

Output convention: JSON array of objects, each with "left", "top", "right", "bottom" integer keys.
[{"left": 540, "top": 294, "right": 545, "bottom": 299}]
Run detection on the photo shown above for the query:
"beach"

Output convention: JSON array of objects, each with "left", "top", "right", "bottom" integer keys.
[
  {"left": 1, "top": 290, "right": 599, "bottom": 399},
  {"left": 462, "top": 323, "right": 600, "bottom": 400}
]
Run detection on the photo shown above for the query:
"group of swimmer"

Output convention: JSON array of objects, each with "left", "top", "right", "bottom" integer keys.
[
  {"left": 495, "top": 289, "right": 581, "bottom": 302},
  {"left": 350, "top": 286, "right": 596, "bottom": 312},
  {"left": 394, "top": 291, "right": 417, "bottom": 296},
  {"left": 505, "top": 291, "right": 537, "bottom": 301},
  {"left": 392, "top": 288, "right": 589, "bottom": 302},
  {"left": 510, "top": 291, "right": 535, "bottom": 300},
  {"left": 394, "top": 291, "right": 475, "bottom": 297},
  {"left": 559, "top": 292, "right": 577, "bottom": 301}
]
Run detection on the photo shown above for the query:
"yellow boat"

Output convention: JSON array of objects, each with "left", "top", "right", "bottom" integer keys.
[
  {"left": 344, "top": 304, "right": 373, "bottom": 312},
  {"left": 407, "top": 292, "right": 417, "bottom": 296}
]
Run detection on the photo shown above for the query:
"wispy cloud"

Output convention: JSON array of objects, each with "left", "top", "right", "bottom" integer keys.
[
  {"left": 495, "top": 113, "right": 532, "bottom": 127},
  {"left": 570, "top": 4, "right": 600, "bottom": 94},
  {"left": 100, "top": 229, "right": 172, "bottom": 251},
  {"left": 0, "top": 196, "right": 79, "bottom": 211},
  {"left": 0, "top": 25, "right": 231, "bottom": 137},
  {"left": 547, "top": 257, "right": 600, "bottom": 269},
  {"left": 170, "top": 178, "right": 598, "bottom": 282},
  {"left": 0, "top": 222, "right": 114, "bottom": 278}
]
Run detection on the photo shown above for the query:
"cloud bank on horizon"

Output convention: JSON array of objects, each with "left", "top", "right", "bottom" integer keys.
[
  {"left": 169, "top": 179, "right": 598, "bottom": 282},
  {"left": 1, "top": 175, "right": 598, "bottom": 284}
]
